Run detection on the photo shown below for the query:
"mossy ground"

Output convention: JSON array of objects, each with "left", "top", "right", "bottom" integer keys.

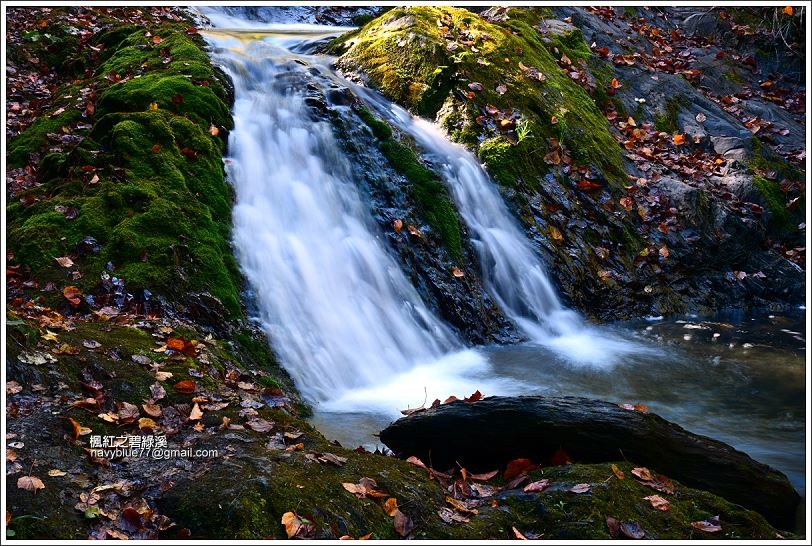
[{"left": 7, "top": 9, "right": 240, "bottom": 315}]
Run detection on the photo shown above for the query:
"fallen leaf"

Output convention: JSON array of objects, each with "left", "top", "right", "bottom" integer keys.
[
  {"left": 695, "top": 112, "right": 706, "bottom": 123},
  {"left": 783, "top": 6, "right": 794, "bottom": 16},
  {"left": 620, "top": 521, "right": 645, "bottom": 539},
  {"left": 281, "top": 511, "right": 303, "bottom": 538},
  {"left": 54, "top": 256, "right": 74, "bottom": 268},
  {"left": 406, "top": 456, "right": 428, "bottom": 470},
  {"left": 42, "top": 330, "right": 59, "bottom": 342},
  {"left": 7, "top": 381, "right": 23, "bottom": 395},
  {"left": 151, "top": 144, "right": 161, "bottom": 153},
  {"left": 384, "top": 498, "right": 399, "bottom": 517},
  {"left": 189, "top": 403, "right": 203, "bottom": 420},
  {"left": 495, "top": 84, "right": 507, "bottom": 95},
  {"left": 550, "top": 226, "right": 563, "bottom": 241},
  {"left": 138, "top": 417, "right": 157, "bottom": 432},
  {"left": 438, "top": 506, "right": 470, "bottom": 524},
  {"left": 451, "top": 267, "right": 464, "bottom": 278},
  {"left": 464, "top": 389, "right": 482, "bottom": 402},
  {"left": 47, "top": 469, "right": 67, "bottom": 477},
  {"left": 172, "top": 380, "right": 196, "bottom": 394},
  {"left": 644, "top": 494, "right": 670, "bottom": 511},
  {"left": 570, "top": 483, "right": 590, "bottom": 493},
  {"left": 17, "top": 476, "right": 45, "bottom": 493},
  {"left": 632, "top": 467, "right": 653, "bottom": 481},
  {"left": 673, "top": 133, "right": 686, "bottom": 146},
  {"left": 606, "top": 516, "right": 620, "bottom": 538},
  {"left": 209, "top": 125, "right": 219, "bottom": 136},
  {"left": 152, "top": 35, "right": 162, "bottom": 44},
  {"left": 245, "top": 418, "right": 273, "bottom": 433},
  {"left": 446, "top": 496, "right": 478, "bottom": 515},
  {"left": 691, "top": 515, "right": 721, "bottom": 533},
  {"left": 611, "top": 78, "right": 622, "bottom": 89},
  {"left": 512, "top": 526, "right": 528, "bottom": 540},
  {"left": 470, "top": 469, "right": 499, "bottom": 481},
  {"left": 523, "top": 479, "right": 551, "bottom": 493},
  {"left": 550, "top": 447, "right": 572, "bottom": 466},
  {"left": 611, "top": 464, "right": 625, "bottom": 480},
  {"left": 467, "top": 82, "right": 483, "bottom": 91},
  {"left": 393, "top": 219, "right": 403, "bottom": 233},
  {"left": 504, "top": 458, "right": 537, "bottom": 481},
  {"left": 393, "top": 510, "right": 414, "bottom": 537},
  {"left": 142, "top": 403, "right": 162, "bottom": 417}
]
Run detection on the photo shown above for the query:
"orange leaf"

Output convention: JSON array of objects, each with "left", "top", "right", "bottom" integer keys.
[
  {"left": 151, "top": 144, "right": 161, "bottom": 154},
  {"left": 783, "top": 6, "right": 794, "bottom": 16},
  {"left": 209, "top": 125, "right": 219, "bottom": 136},
  {"left": 393, "top": 219, "right": 403, "bottom": 233},
  {"left": 611, "top": 78, "right": 622, "bottom": 89},
  {"left": 550, "top": 447, "right": 572, "bottom": 466},
  {"left": 549, "top": 226, "right": 563, "bottom": 241},
  {"left": 281, "top": 511, "right": 303, "bottom": 538},
  {"left": 611, "top": 464, "right": 625, "bottom": 480},
  {"left": 463, "top": 389, "right": 482, "bottom": 402},
  {"left": 152, "top": 35, "right": 162, "bottom": 44},
  {"left": 68, "top": 417, "right": 82, "bottom": 440},
  {"left": 504, "top": 458, "right": 537, "bottom": 481},
  {"left": 451, "top": 266, "right": 464, "bottom": 278},
  {"left": 172, "top": 380, "right": 197, "bottom": 394},
  {"left": 673, "top": 133, "right": 686, "bottom": 146},
  {"left": 407, "top": 225, "right": 422, "bottom": 237},
  {"left": 149, "top": 102, "right": 159, "bottom": 111},
  {"left": 512, "top": 527, "right": 528, "bottom": 540},
  {"left": 384, "top": 498, "right": 399, "bottom": 517},
  {"left": 166, "top": 338, "right": 185, "bottom": 351}
]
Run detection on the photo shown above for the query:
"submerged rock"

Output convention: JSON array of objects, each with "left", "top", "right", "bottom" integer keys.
[{"left": 380, "top": 395, "right": 801, "bottom": 530}]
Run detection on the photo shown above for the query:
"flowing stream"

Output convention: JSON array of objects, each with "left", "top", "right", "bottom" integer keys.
[{"left": 200, "top": 13, "right": 805, "bottom": 498}]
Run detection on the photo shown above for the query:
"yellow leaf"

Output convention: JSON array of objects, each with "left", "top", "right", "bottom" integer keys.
[
  {"left": 550, "top": 226, "right": 563, "bottom": 241},
  {"left": 281, "top": 511, "right": 302, "bottom": 538},
  {"left": 41, "top": 330, "right": 59, "bottom": 342},
  {"left": 149, "top": 102, "right": 159, "bottom": 111},
  {"left": 384, "top": 498, "right": 399, "bottom": 517},
  {"left": 138, "top": 417, "right": 157, "bottom": 431},
  {"left": 611, "top": 464, "right": 625, "bottom": 480}
]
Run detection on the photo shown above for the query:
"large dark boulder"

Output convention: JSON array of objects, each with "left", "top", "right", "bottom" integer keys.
[{"left": 380, "top": 396, "right": 801, "bottom": 530}]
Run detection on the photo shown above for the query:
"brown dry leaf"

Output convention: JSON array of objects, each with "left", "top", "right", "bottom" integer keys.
[
  {"left": 570, "top": 483, "right": 591, "bottom": 494},
  {"left": 281, "top": 511, "right": 303, "bottom": 538},
  {"left": 438, "top": 506, "right": 470, "bottom": 524},
  {"left": 470, "top": 469, "right": 498, "bottom": 481},
  {"left": 512, "top": 526, "right": 528, "bottom": 540},
  {"left": 155, "top": 371, "right": 172, "bottom": 382},
  {"left": 407, "top": 224, "right": 422, "bottom": 237},
  {"left": 611, "top": 464, "right": 625, "bottom": 480},
  {"left": 543, "top": 149, "right": 561, "bottom": 165},
  {"left": 464, "top": 389, "right": 482, "bottom": 403},
  {"left": 117, "top": 402, "right": 140, "bottom": 423},
  {"left": 285, "top": 442, "right": 305, "bottom": 452},
  {"left": 606, "top": 516, "right": 620, "bottom": 538},
  {"left": 151, "top": 144, "right": 161, "bottom": 154},
  {"left": 406, "top": 456, "right": 428, "bottom": 470},
  {"left": 244, "top": 417, "right": 274, "bottom": 433},
  {"left": 550, "top": 226, "right": 563, "bottom": 241},
  {"left": 451, "top": 267, "right": 464, "bottom": 278},
  {"left": 17, "top": 475, "right": 45, "bottom": 493},
  {"left": 189, "top": 403, "right": 203, "bottom": 421},
  {"left": 55, "top": 256, "right": 74, "bottom": 268},
  {"left": 393, "top": 218, "right": 403, "bottom": 233},
  {"left": 384, "top": 497, "right": 399, "bottom": 517},
  {"left": 342, "top": 482, "right": 366, "bottom": 497},
  {"left": 644, "top": 494, "right": 670, "bottom": 511},
  {"left": 47, "top": 469, "right": 67, "bottom": 477},
  {"left": 691, "top": 516, "right": 721, "bottom": 532},
  {"left": 446, "top": 496, "right": 478, "bottom": 515},
  {"left": 523, "top": 479, "right": 551, "bottom": 493},
  {"left": 393, "top": 509, "right": 414, "bottom": 537},
  {"left": 7, "top": 381, "right": 23, "bottom": 395},
  {"left": 632, "top": 467, "right": 653, "bottom": 481},
  {"left": 142, "top": 403, "right": 162, "bottom": 417}
]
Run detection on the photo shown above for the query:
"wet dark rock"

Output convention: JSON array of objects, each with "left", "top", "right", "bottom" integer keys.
[
  {"left": 183, "top": 292, "right": 229, "bottom": 330},
  {"left": 380, "top": 395, "right": 801, "bottom": 530}
]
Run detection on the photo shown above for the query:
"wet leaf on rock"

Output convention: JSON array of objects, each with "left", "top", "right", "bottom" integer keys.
[
  {"left": 281, "top": 511, "right": 303, "bottom": 538},
  {"left": 17, "top": 475, "right": 45, "bottom": 493},
  {"left": 643, "top": 494, "right": 670, "bottom": 511},
  {"left": 523, "top": 479, "right": 551, "bottom": 493},
  {"left": 691, "top": 515, "right": 721, "bottom": 533},
  {"left": 631, "top": 467, "right": 653, "bottom": 481},
  {"left": 611, "top": 464, "right": 625, "bottom": 480},
  {"left": 244, "top": 417, "right": 273, "bottom": 433},
  {"left": 570, "top": 483, "right": 590, "bottom": 494},
  {"left": 606, "top": 516, "right": 620, "bottom": 538},
  {"left": 393, "top": 509, "right": 414, "bottom": 537},
  {"left": 504, "top": 458, "right": 537, "bottom": 481},
  {"left": 620, "top": 521, "right": 645, "bottom": 539},
  {"left": 172, "top": 380, "right": 196, "bottom": 394}
]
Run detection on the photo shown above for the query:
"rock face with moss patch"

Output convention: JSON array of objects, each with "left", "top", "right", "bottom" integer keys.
[{"left": 331, "top": 6, "right": 805, "bottom": 320}]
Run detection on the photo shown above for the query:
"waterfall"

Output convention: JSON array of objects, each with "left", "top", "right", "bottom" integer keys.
[
  {"left": 204, "top": 29, "right": 489, "bottom": 405},
  {"left": 354, "top": 90, "right": 637, "bottom": 363}
]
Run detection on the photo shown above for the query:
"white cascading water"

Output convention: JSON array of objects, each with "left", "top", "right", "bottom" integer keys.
[
  {"left": 354, "top": 89, "right": 638, "bottom": 362},
  {"left": 202, "top": 14, "right": 644, "bottom": 415},
  {"left": 204, "top": 27, "right": 506, "bottom": 408}
]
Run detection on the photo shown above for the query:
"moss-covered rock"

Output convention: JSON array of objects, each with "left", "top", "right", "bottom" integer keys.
[{"left": 6, "top": 15, "right": 240, "bottom": 315}]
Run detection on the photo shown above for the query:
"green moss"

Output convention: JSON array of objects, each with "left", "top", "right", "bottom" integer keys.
[
  {"left": 357, "top": 108, "right": 464, "bottom": 262},
  {"left": 654, "top": 96, "right": 686, "bottom": 134},
  {"left": 752, "top": 176, "right": 792, "bottom": 231},
  {"left": 336, "top": 6, "right": 626, "bottom": 189},
  {"left": 7, "top": 22, "right": 240, "bottom": 315},
  {"left": 7, "top": 110, "right": 81, "bottom": 168}
]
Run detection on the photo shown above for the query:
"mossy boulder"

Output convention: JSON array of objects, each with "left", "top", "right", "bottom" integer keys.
[{"left": 6, "top": 17, "right": 240, "bottom": 316}]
